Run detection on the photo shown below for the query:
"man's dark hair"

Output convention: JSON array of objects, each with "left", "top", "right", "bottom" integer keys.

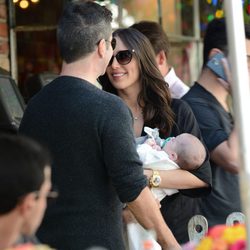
[
  {"left": 130, "top": 21, "right": 170, "bottom": 58},
  {"left": 0, "top": 134, "right": 51, "bottom": 214},
  {"left": 245, "top": 23, "right": 250, "bottom": 39},
  {"left": 203, "top": 18, "right": 228, "bottom": 67},
  {"left": 57, "top": 1, "right": 113, "bottom": 63}
]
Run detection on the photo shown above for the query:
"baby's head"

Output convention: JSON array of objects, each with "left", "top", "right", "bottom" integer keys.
[{"left": 163, "top": 133, "right": 206, "bottom": 171}]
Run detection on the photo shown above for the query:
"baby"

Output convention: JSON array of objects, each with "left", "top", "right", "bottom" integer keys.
[
  {"left": 146, "top": 133, "right": 206, "bottom": 171},
  {"left": 137, "top": 127, "right": 206, "bottom": 200}
]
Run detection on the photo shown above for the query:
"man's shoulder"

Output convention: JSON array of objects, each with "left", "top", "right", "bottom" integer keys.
[
  {"left": 182, "top": 82, "right": 210, "bottom": 105},
  {"left": 85, "top": 87, "right": 131, "bottom": 120},
  {"left": 171, "top": 98, "right": 192, "bottom": 113},
  {"left": 24, "top": 76, "right": 128, "bottom": 120},
  {"left": 95, "top": 89, "right": 128, "bottom": 113},
  {"left": 47, "top": 76, "right": 124, "bottom": 105}
]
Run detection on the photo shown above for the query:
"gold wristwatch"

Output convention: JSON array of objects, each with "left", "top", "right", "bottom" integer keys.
[{"left": 149, "top": 170, "right": 161, "bottom": 188}]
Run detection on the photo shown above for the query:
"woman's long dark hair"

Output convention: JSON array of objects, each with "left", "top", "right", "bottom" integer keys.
[{"left": 99, "top": 28, "right": 175, "bottom": 136}]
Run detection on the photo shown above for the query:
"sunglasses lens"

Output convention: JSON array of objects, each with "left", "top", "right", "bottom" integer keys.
[
  {"left": 111, "top": 38, "right": 116, "bottom": 50},
  {"left": 116, "top": 50, "right": 133, "bottom": 65},
  {"left": 108, "top": 50, "right": 133, "bottom": 67}
]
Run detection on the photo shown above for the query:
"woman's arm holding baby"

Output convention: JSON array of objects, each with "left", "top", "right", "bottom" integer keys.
[{"left": 144, "top": 168, "right": 208, "bottom": 189}]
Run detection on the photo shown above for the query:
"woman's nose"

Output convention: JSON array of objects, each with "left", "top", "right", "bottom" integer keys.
[{"left": 110, "top": 56, "right": 120, "bottom": 68}]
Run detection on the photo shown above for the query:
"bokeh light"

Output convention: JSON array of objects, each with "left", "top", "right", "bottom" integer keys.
[{"left": 19, "top": 0, "right": 29, "bottom": 9}]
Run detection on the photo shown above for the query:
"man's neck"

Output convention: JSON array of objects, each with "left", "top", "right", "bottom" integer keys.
[
  {"left": 162, "top": 64, "right": 170, "bottom": 78},
  {"left": 60, "top": 58, "right": 100, "bottom": 84},
  {"left": 197, "top": 68, "right": 230, "bottom": 111},
  {"left": 0, "top": 213, "right": 22, "bottom": 249}
]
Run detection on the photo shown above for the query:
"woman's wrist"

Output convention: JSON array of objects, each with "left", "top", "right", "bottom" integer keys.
[
  {"left": 144, "top": 168, "right": 153, "bottom": 187},
  {"left": 144, "top": 169, "right": 162, "bottom": 188},
  {"left": 149, "top": 170, "right": 162, "bottom": 188},
  {"left": 144, "top": 168, "right": 153, "bottom": 179}
]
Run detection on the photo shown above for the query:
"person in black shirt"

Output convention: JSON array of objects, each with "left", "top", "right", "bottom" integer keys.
[{"left": 182, "top": 18, "right": 241, "bottom": 227}]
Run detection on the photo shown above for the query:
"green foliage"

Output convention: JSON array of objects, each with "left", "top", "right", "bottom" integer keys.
[{"left": 243, "top": 1, "right": 250, "bottom": 24}]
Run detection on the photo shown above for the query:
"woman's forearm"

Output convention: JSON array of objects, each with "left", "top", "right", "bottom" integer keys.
[{"left": 144, "top": 169, "right": 208, "bottom": 190}]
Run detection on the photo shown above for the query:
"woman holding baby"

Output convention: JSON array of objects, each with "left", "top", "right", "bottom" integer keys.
[{"left": 99, "top": 28, "right": 211, "bottom": 244}]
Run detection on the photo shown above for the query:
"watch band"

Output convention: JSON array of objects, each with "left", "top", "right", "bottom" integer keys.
[{"left": 149, "top": 170, "right": 161, "bottom": 188}]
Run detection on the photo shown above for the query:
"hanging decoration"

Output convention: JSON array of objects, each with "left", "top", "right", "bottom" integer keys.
[
  {"left": 206, "top": 0, "right": 224, "bottom": 20},
  {"left": 243, "top": 0, "right": 250, "bottom": 23},
  {"left": 206, "top": 0, "right": 250, "bottom": 17},
  {"left": 202, "top": 0, "right": 250, "bottom": 33},
  {"left": 13, "top": 0, "right": 39, "bottom": 10},
  {"left": 245, "top": 0, "right": 250, "bottom": 15}
]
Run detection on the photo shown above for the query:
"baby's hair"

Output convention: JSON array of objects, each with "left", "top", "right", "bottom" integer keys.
[{"left": 176, "top": 133, "right": 206, "bottom": 171}]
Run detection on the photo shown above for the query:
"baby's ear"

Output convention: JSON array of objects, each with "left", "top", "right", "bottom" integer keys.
[{"left": 169, "top": 151, "right": 178, "bottom": 162}]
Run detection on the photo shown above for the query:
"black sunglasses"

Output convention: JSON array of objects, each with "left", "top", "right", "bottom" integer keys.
[{"left": 108, "top": 49, "right": 135, "bottom": 67}]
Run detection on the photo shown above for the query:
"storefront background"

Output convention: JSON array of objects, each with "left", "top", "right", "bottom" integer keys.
[{"left": 5, "top": 0, "right": 250, "bottom": 99}]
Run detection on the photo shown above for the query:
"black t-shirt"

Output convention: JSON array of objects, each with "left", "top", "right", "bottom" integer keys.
[
  {"left": 143, "top": 98, "right": 212, "bottom": 244},
  {"left": 182, "top": 82, "right": 241, "bottom": 227}
]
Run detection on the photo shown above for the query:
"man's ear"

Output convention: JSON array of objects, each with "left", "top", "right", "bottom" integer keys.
[
  {"left": 17, "top": 193, "right": 37, "bottom": 216},
  {"left": 97, "top": 39, "right": 106, "bottom": 59},
  {"left": 156, "top": 50, "right": 167, "bottom": 67}
]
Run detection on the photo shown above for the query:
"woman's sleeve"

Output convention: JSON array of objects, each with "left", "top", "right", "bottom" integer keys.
[{"left": 170, "top": 99, "right": 212, "bottom": 197}]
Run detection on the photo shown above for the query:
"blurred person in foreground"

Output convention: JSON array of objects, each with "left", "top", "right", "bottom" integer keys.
[{"left": 0, "top": 134, "right": 54, "bottom": 249}]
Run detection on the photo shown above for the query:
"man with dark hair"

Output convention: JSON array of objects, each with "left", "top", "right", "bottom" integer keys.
[
  {"left": 0, "top": 134, "right": 52, "bottom": 249},
  {"left": 19, "top": 1, "right": 180, "bottom": 250},
  {"left": 131, "top": 21, "right": 189, "bottom": 98},
  {"left": 202, "top": 18, "right": 228, "bottom": 68},
  {"left": 182, "top": 18, "right": 241, "bottom": 227}
]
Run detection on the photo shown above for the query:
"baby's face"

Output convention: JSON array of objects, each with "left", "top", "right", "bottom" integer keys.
[
  {"left": 164, "top": 137, "right": 176, "bottom": 153},
  {"left": 163, "top": 136, "right": 182, "bottom": 153}
]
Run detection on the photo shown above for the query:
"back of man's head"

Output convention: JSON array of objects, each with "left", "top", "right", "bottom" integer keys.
[
  {"left": 245, "top": 23, "right": 250, "bottom": 39},
  {"left": 0, "top": 135, "right": 51, "bottom": 215},
  {"left": 130, "top": 21, "right": 170, "bottom": 58},
  {"left": 57, "top": 1, "right": 112, "bottom": 64},
  {"left": 203, "top": 18, "right": 228, "bottom": 67}
]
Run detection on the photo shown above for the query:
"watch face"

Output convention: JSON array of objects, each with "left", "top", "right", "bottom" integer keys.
[
  {"left": 153, "top": 175, "right": 161, "bottom": 186},
  {"left": 149, "top": 171, "right": 161, "bottom": 188}
]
